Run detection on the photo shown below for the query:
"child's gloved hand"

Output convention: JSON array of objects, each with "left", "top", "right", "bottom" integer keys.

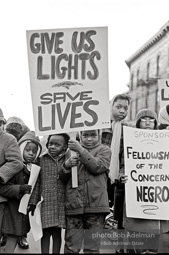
[
  {"left": 20, "top": 184, "right": 32, "bottom": 194},
  {"left": 119, "top": 175, "right": 128, "bottom": 184},
  {"left": 27, "top": 204, "right": 36, "bottom": 216}
]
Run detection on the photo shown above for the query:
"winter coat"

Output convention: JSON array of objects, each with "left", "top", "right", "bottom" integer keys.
[
  {"left": 0, "top": 130, "right": 23, "bottom": 202},
  {"left": 0, "top": 165, "right": 38, "bottom": 236},
  {"left": 59, "top": 143, "right": 111, "bottom": 215},
  {"left": 39, "top": 150, "right": 69, "bottom": 229},
  {"left": 123, "top": 204, "right": 169, "bottom": 234}
]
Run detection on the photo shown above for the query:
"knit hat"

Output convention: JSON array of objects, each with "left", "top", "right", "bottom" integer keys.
[
  {"left": 136, "top": 108, "right": 158, "bottom": 129},
  {"left": 0, "top": 108, "right": 6, "bottom": 124},
  {"left": 46, "top": 133, "right": 70, "bottom": 148},
  {"left": 5, "top": 116, "right": 25, "bottom": 141},
  {"left": 18, "top": 130, "right": 42, "bottom": 158}
]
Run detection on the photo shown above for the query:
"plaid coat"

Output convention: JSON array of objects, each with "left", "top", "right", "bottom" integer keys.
[{"left": 39, "top": 151, "right": 69, "bottom": 229}]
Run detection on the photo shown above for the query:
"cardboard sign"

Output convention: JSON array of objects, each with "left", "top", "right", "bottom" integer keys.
[
  {"left": 158, "top": 78, "right": 169, "bottom": 108},
  {"left": 26, "top": 27, "right": 110, "bottom": 136},
  {"left": 123, "top": 126, "right": 169, "bottom": 220}
]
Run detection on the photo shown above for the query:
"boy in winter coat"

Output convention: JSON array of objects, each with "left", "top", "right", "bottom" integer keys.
[
  {"left": 60, "top": 129, "right": 111, "bottom": 253},
  {"left": 0, "top": 109, "right": 23, "bottom": 248},
  {"left": 0, "top": 130, "right": 42, "bottom": 253},
  {"left": 39, "top": 133, "right": 70, "bottom": 254}
]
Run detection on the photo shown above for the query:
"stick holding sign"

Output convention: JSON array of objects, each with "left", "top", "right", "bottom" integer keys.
[{"left": 69, "top": 132, "right": 78, "bottom": 188}]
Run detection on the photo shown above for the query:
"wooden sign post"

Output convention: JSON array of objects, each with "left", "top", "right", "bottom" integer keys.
[{"left": 69, "top": 132, "right": 78, "bottom": 188}]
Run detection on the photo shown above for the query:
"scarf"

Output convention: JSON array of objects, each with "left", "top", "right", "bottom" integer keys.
[
  {"left": 109, "top": 120, "right": 122, "bottom": 183},
  {"left": 108, "top": 96, "right": 124, "bottom": 183}
]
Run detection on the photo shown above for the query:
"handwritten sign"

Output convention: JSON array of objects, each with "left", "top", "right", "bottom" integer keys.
[
  {"left": 26, "top": 27, "right": 110, "bottom": 136},
  {"left": 123, "top": 126, "right": 169, "bottom": 220},
  {"left": 158, "top": 78, "right": 169, "bottom": 108}
]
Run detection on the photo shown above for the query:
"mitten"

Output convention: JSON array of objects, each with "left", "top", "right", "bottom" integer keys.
[
  {"left": 27, "top": 204, "right": 36, "bottom": 216},
  {"left": 20, "top": 184, "right": 32, "bottom": 194}
]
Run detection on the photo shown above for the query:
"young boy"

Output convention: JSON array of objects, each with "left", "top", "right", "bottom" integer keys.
[
  {"left": 102, "top": 94, "right": 131, "bottom": 230},
  {"left": 60, "top": 129, "right": 111, "bottom": 253}
]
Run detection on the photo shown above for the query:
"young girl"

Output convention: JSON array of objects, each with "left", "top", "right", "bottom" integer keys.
[
  {"left": 39, "top": 133, "right": 70, "bottom": 254},
  {"left": 0, "top": 130, "right": 42, "bottom": 253},
  {"left": 120, "top": 109, "right": 169, "bottom": 254}
]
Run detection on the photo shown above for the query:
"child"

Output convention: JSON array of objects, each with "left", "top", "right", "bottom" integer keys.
[
  {"left": 0, "top": 130, "right": 42, "bottom": 253},
  {"left": 120, "top": 108, "right": 169, "bottom": 254},
  {"left": 0, "top": 108, "right": 23, "bottom": 248},
  {"left": 39, "top": 133, "right": 70, "bottom": 254},
  {"left": 102, "top": 94, "right": 131, "bottom": 248},
  {"left": 60, "top": 129, "right": 111, "bottom": 253}
]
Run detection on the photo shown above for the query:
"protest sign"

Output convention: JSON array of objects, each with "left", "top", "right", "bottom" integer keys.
[
  {"left": 123, "top": 125, "right": 169, "bottom": 220},
  {"left": 158, "top": 78, "right": 169, "bottom": 108},
  {"left": 26, "top": 27, "right": 110, "bottom": 136}
]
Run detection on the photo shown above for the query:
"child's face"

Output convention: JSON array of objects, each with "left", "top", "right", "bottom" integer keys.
[
  {"left": 81, "top": 130, "right": 99, "bottom": 148},
  {"left": 48, "top": 135, "right": 67, "bottom": 157},
  {"left": 112, "top": 99, "right": 129, "bottom": 121},
  {"left": 139, "top": 117, "right": 155, "bottom": 130},
  {"left": 23, "top": 142, "right": 38, "bottom": 163}
]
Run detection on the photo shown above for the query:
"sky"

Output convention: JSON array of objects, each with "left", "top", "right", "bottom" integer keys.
[{"left": 1, "top": 0, "right": 169, "bottom": 130}]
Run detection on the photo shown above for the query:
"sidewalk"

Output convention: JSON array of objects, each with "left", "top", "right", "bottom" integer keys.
[{"left": 12, "top": 230, "right": 169, "bottom": 253}]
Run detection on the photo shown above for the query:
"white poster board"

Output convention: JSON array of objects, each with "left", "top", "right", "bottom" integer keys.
[
  {"left": 123, "top": 125, "right": 169, "bottom": 220},
  {"left": 158, "top": 78, "right": 169, "bottom": 108},
  {"left": 26, "top": 27, "right": 110, "bottom": 136}
]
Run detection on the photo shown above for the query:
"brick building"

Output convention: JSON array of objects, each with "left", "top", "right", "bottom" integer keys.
[{"left": 125, "top": 21, "right": 169, "bottom": 123}]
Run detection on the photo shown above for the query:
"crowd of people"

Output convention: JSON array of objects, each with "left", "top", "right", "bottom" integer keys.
[{"left": 0, "top": 94, "right": 169, "bottom": 254}]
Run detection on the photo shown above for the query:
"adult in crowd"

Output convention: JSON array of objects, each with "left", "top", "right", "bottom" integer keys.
[
  {"left": 0, "top": 109, "right": 23, "bottom": 249},
  {"left": 4, "top": 116, "right": 30, "bottom": 249}
]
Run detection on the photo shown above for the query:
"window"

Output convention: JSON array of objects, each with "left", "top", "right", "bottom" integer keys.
[
  {"left": 156, "top": 55, "right": 160, "bottom": 78},
  {"left": 155, "top": 89, "right": 159, "bottom": 113},
  {"left": 147, "top": 62, "right": 150, "bottom": 81},
  {"left": 130, "top": 101, "right": 132, "bottom": 120},
  {"left": 137, "top": 70, "right": 139, "bottom": 87},
  {"left": 130, "top": 73, "right": 134, "bottom": 91},
  {"left": 136, "top": 98, "right": 138, "bottom": 114}
]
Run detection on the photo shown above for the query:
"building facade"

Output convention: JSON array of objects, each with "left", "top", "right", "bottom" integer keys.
[{"left": 125, "top": 21, "right": 169, "bottom": 122}]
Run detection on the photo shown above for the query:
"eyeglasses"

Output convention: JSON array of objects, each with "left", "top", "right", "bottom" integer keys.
[{"left": 140, "top": 118, "right": 155, "bottom": 123}]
